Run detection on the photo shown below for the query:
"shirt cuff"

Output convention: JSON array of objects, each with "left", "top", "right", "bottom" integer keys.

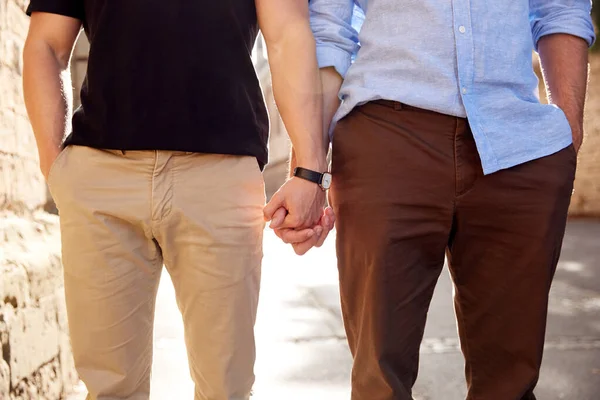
[
  {"left": 532, "top": 10, "right": 596, "bottom": 51},
  {"left": 316, "top": 45, "right": 353, "bottom": 79},
  {"left": 26, "top": 1, "right": 84, "bottom": 20}
]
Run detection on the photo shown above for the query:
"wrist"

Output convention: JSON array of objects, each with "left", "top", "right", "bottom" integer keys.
[
  {"left": 552, "top": 102, "right": 582, "bottom": 130},
  {"left": 295, "top": 155, "right": 328, "bottom": 172},
  {"left": 293, "top": 167, "right": 332, "bottom": 190}
]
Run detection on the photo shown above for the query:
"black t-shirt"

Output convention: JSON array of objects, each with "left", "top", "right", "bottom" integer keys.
[{"left": 26, "top": 0, "right": 269, "bottom": 168}]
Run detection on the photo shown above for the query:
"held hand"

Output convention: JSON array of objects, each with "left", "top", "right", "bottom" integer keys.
[
  {"left": 264, "top": 177, "right": 326, "bottom": 230},
  {"left": 290, "top": 207, "right": 335, "bottom": 255},
  {"left": 269, "top": 207, "right": 321, "bottom": 244},
  {"left": 272, "top": 207, "right": 335, "bottom": 255}
]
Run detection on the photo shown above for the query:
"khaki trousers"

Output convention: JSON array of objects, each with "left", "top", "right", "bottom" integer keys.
[
  {"left": 48, "top": 146, "right": 266, "bottom": 400},
  {"left": 331, "top": 101, "right": 576, "bottom": 400}
]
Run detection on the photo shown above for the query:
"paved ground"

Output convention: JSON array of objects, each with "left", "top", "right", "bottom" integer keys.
[{"left": 69, "top": 220, "right": 600, "bottom": 400}]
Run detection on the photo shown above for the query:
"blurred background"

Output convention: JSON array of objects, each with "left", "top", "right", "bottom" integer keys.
[{"left": 1, "top": 2, "right": 599, "bottom": 399}]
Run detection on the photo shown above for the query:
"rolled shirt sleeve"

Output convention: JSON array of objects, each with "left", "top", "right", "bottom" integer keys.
[
  {"left": 309, "top": 0, "right": 360, "bottom": 78},
  {"left": 530, "top": 0, "right": 596, "bottom": 51},
  {"left": 26, "top": 0, "right": 84, "bottom": 20}
]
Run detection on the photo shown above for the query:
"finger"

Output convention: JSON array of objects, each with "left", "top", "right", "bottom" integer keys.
[
  {"left": 273, "top": 228, "right": 283, "bottom": 239},
  {"left": 280, "top": 210, "right": 325, "bottom": 230},
  {"left": 263, "top": 194, "right": 282, "bottom": 222},
  {"left": 278, "top": 228, "right": 316, "bottom": 244},
  {"left": 292, "top": 237, "right": 318, "bottom": 255},
  {"left": 326, "top": 216, "right": 335, "bottom": 231},
  {"left": 279, "top": 213, "right": 304, "bottom": 230},
  {"left": 315, "top": 219, "right": 332, "bottom": 248},
  {"left": 315, "top": 227, "right": 331, "bottom": 247},
  {"left": 292, "top": 224, "right": 324, "bottom": 254},
  {"left": 324, "top": 206, "right": 335, "bottom": 218},
  {"left": 324, "top": 207, "right": 336, "bottom": 230},
  {"left": 269, "top": 207, "right": 288, "bottom": 229}
]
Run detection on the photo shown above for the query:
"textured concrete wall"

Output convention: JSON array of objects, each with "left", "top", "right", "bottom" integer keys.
[{"left": 0, "top": 0, "right": 78, "bottom": 398}]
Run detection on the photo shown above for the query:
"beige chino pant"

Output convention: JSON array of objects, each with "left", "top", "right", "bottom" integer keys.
[{"left": 47, "top": 146, "right": 266, "bottom": 400}]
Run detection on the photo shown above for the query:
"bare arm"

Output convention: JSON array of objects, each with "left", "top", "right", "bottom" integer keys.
[
  {"left": 288, "top": 66, "right": 343, "bottom": 177},
  {"left": 257, "top": 0, "right": 327, "bottom": 172},
  {"left": 23, "top": 12, "right": 81, "bottom": 179},
  {"left": 530, "top": 0, "right": 594, "bottom": 153},
  {"left": 258, "top": 0, "right": 328, "bottom": 231},
  {"left": 538, "top": 33, "right": 589, "bottom": 151},
  {"left": 287, "top": 0, "right": 359, "bottom": 178},
  {"left": 258, "top": 0, "right": 355, "bottom": 252},
  {"left": 320, "top": 67, "right": 344, "bottom": 147},
  {"left": 278, "top": 67, "right": 342, "bottom": 254}
]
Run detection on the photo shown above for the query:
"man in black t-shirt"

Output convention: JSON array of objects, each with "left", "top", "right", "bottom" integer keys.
[{"left": 23, "top": 1, "right": 332, "bottom": 398}]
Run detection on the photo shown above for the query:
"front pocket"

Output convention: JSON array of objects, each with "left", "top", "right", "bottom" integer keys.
[
  {"left": 241, "top": 156, "right": 266, "bottom": 205},
  {"left": 569, "top": 143, "right": 578, "bottom": 157},
  {"left": 47, "top": 145, "right": 72, "bottom": 196}
]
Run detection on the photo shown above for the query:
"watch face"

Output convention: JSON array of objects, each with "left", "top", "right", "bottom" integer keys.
[{"left": 321, "top": 173, "right": 332, "bottom": 189}]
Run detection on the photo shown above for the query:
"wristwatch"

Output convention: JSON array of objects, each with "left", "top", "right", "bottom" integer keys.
[{"left": 293, "top": 167, "right": 332, "bottom": 191}]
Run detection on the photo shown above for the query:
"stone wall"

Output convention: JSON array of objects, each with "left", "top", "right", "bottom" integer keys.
[{"left": 0, "top": 0, "right": 78, "bottom": 398}]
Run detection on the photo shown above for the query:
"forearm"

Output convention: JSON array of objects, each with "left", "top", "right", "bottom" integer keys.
[
  {"left": 288, "top": 66, "right": 343, "bottom": 177},
  {"left": 538, "top": 33, "right": 589, "bottom": 142},
  {"left": 23, "top": 40, "right": 72, "bottom": 163},
  {"left": 320, "top": 66, "right": 343, "bottom": 138},
  {"left": 267, "top": 22, "right": 327, "bottom": 171}
]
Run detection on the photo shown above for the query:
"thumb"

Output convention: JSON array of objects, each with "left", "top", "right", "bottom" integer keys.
[
  {"left": 263, "top": 194, "right": 283, "bottom": 222},
  {"left": 270, "top": 207, "right": 288, "bottom": 229}
]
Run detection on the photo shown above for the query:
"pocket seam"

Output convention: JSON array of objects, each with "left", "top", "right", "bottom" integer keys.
[{"left": 47, "top": 146, "right": 71, "bottom": 192}]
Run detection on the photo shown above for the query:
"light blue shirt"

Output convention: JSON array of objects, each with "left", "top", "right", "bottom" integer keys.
[{"left": 310, "top": 0, "right": 595, "bottom": 174}]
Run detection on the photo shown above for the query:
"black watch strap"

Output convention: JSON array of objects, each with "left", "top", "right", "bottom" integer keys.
[{"left": 293, "top": 167, "right": 323, "bottom": 185}]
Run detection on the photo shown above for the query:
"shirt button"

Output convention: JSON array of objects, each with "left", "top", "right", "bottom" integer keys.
[
  {"left": 459, "top": 26, "right": 466, "bottom": 34},
  {"left": 462, "top": 87, "right": 468, "bottom": 94}
]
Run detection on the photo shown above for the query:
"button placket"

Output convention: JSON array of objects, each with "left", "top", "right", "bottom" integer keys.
[{"left": 452, "top": 0, "right": 475, "bottom": 99}]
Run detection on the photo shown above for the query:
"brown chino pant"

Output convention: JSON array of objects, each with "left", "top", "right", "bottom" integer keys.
[
  {"left": 47, "top": 146, "right": 266, "bottom": 400},
  {"left": 330, "top": 101, "right": 576, "bottom": 400}
]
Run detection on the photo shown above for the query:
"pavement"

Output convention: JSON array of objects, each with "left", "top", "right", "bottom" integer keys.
[{"left": 68, "top": 220, "right": 600, "bottom": 400}]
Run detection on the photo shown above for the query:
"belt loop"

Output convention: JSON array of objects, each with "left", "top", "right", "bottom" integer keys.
[{"left": 393, "top": 102, "right": 403, "bottom": 111}]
